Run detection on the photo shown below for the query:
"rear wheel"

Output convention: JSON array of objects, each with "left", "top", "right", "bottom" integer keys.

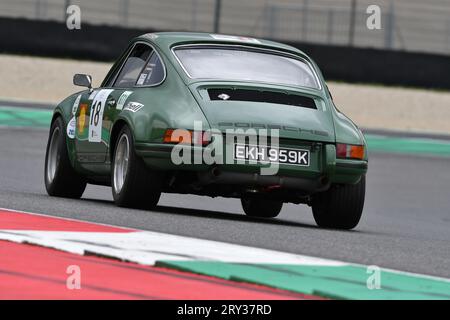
[
  {"left": 312, "top": 175, "right": 365, "bottom": 230},
  {"left": 241, "top": 197, "right": 283, "bottom": 218},
  {"left": 44, "top": 117, "right": 86, "bottom": 198},
  {"left": 111, "top": 125, "right": 162, "bottom": 209}
]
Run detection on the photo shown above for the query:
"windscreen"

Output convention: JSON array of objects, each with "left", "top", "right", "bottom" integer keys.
[{"left": 174, "top": 47, "right": 320, "bottom": 89}]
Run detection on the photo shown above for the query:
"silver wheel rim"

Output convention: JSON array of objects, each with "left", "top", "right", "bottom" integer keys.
[
  {"left": 46, "top": 127, "right": 61, "bottom": 183},
  {"left": 113, "top": 134, "right": 130, "bottom": 194}
]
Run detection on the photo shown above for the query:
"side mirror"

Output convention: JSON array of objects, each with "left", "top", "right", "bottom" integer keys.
[{"left": 73, "top": 74, "right": 92, "bottom": 90}]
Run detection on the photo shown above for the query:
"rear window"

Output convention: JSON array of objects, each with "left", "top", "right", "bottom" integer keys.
[{"left": 174, "top": 46, "right": 320, "bottom": 89}]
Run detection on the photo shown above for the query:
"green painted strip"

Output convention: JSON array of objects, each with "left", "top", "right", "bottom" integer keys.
[
  {"left": 156, "top": 261, "right": 450, "bottom": 300},
  {"left": 0, "top": 106, "right": 52, "bottom": 128},
  {"left": 365, "top": 134, "right": 450, "bottom": 157}
]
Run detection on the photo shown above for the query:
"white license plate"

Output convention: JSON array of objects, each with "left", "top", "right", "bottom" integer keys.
[{"left": 234, "top": 144, "right": 310, "bottom": 166}]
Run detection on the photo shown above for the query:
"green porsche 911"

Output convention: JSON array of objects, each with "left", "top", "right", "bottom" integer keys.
[{"left": 44, "top": 32, "right": 368, "bottom": 229}]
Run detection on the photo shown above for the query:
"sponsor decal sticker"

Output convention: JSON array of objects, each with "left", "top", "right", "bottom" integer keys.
[
  {"left": 138, "top": 63, "right": 155, "bottom": 86},
  {"left": 210, "top": 34, "right": 260, "bottom": 44},
  {"left": 136, "top": 73, "right": 148, "bottom": 86},
  {"left": 66, "top": 117, "right": 76, "bottom": 139},
  {"left": 71, "top": 94, "right": 82, "bottom": 116},
  {"left": 116, "top": 91, "right": 133, "bottom": 110},
  {"left": 123, "top": 102, "right": 144, "bottom": 113},
  {"left": 77, "top": 103, "right": 88, "bottom": 134},
  {"left": 88, "top": 89, "right": 114, "bottom": 142}
]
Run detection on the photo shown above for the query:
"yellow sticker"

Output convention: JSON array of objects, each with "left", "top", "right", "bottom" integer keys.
[{"left": 78, "top": 103, "right": 88, "bottom": 134}]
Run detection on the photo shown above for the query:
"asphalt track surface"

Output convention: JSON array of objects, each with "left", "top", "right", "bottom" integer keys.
[{"left": 0, "top": 126, "right": 449, "bottom": 279}]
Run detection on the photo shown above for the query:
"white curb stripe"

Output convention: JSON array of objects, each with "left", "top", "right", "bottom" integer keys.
[{"left": 0, "top": 230, "right": 346, "bottom": 266}]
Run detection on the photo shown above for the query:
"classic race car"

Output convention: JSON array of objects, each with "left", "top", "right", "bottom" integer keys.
[{"left": 45, "top": 32, "right": 368, "bottom": 229}]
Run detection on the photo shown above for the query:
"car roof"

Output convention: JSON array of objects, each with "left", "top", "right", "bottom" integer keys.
[{"left": 137, "top": 32, "right": 309, "bottom": 58}]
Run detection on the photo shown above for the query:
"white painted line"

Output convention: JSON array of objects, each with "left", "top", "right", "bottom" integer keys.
[{"left": 0, "top": 207, "right": 136, "bottom": 232}]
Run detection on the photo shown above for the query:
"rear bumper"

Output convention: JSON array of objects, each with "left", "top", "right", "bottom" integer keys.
[
  {"left": 332, "top": 158, "right": 368, "bottom": 184},
  {"left": 197, "top": 168, "right": 330, "bottom": 192},
  {"left": 135, "top": 142, "right": 367, "bottom": 187}
]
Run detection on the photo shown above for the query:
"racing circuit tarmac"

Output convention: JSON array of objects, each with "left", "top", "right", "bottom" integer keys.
[{"left": 0, "top": 126, "right": 449, "bottom": 279}]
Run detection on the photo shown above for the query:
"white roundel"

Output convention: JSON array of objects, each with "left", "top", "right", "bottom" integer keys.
[{"left": 67, "top": 117, "right": 76, "bottom": 139}]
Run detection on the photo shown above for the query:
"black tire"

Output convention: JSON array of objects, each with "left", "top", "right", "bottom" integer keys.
[
  {"left": 44, "top": 117, "right": 87, "bottom": 198},
  {"left": 111, "top": 125, "right": 162, "bottom": 209},
  {"left": 241, "top": 197, "right": 283, "bottom": 218},
  {"left": 312, "top": 175, "right": 366, "bottom": 230}
]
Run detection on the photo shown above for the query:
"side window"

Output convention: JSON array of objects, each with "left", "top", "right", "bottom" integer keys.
[
  {"left": 136, "top": 52, "right": 165, "bottom": 86},
  {"left": 114, "top": 43, "right": 153, "bottom": 88}
]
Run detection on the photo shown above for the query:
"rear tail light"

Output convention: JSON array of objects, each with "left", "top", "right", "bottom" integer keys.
[
  {"left": 336, "top": 143, "right": 364, "bottom": 160},
  {"left": 163, "top": 129, "right": 211, "bottom": 146}
]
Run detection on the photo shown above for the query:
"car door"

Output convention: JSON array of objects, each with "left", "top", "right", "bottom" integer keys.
[
  {"left": 74, "top": 88, "right": 116, "bottom": 165},
  {"left": 74, "top": 42, "right": 154, "bottom": 169}
]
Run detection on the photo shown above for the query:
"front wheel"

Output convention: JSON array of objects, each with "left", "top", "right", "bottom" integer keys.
[
  {"left": 241, "top": 198, "right": 283, "bottom": 218},
  {"left": 312, "top": 175, "right": 366, "bottom": 230},
  {"left": 111, "top": 125, "right": 162, "bottom": 209},
  {"left": 44, "top": 117, "right": 86, "bottom": 198}
]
